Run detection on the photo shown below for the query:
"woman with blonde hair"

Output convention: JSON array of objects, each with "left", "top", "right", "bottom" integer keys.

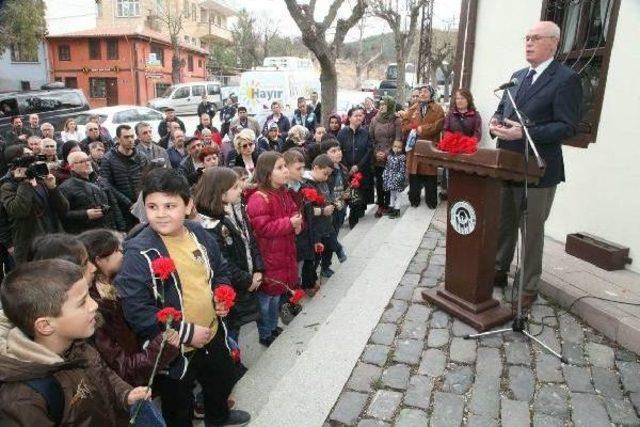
[
  {"left": 61, "top": 117, "right": 85, "bottom": 142},
  {"left": 280, "top": 124, "right": 308, "bottom": 153},
  {"left": 227, "top": 128, "right": 260, "bottom": 177}
]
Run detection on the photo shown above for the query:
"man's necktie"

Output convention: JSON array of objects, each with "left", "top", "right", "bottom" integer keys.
[{"left": 515, "top": 69, "right": 536, "bottom": 106}]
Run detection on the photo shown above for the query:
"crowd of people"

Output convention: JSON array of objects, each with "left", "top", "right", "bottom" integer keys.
[{"left": 0, "top": 84, "right": 482, "bottom": 426}]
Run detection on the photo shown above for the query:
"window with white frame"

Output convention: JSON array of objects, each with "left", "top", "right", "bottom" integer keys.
[{"left": 116, "top": 0, "right": 140, "bottom": 17}]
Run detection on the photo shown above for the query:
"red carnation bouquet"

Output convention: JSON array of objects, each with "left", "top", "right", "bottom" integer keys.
[
  {"left": 348, "top": 171, "right": 365, "bottom": 208},
  {"left": 151, "top": 257, "right": 176, "bottom": 281},
  {"left": 289, "top": 289, "right": 305, "bottom": 305},
  {"left": 438, "top": 131, "right": 478, "bottom": 155},
  {"left": 350, "top": 172, "right": 363, "bottom": 189},
  {"left": 214, "top": 284, "right": 237, "bottom": 311},
  {"left": 301, "top": 187, "right": 326, "bottom": 206}
]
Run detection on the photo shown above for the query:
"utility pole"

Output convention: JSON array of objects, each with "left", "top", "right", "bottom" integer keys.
[{"left": 417, "top": 0, "right": 434, "bottom": 85}]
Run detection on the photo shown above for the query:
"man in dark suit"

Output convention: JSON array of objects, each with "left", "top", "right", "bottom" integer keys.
[{"left": 490, "top": 21, "right": 582, "bottom": 307}]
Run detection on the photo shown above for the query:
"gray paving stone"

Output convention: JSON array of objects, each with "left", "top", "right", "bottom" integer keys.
[
  {"left": 586, "top": 342, "right": 615, "bottom": 368},
  {"left": 356, "top": 420, "right": 390, "bottom": 427},
  {"left": 617, "top": 361, "right": 640, "bottom": 393},
  {"left": 362, "top": 344, "right": 391, "bottom": 367},
  {"left": 533, "top": 385, "right": 570, "bottom": 419},
  {"left": 399, "top": 319, "right": 428, "bottom": 341},
  {"left": 562, "top": 342, "right": 587, "bottom": 366},
  {"left": 500, "top": 397, "right": 530, "bottom": 427},
  {"left": 366, "top": 390, "right": 403, "bottom": 422},
  {"left": 330, "top": 391, "right": 369, "bottom": 425},
  {"left": 430, "top": 310, "right": 450, "bottom": 328},
  {"left": 535, "top": 353, "right": 563, "bottom": 382},
  {"left": 347, "top": 362, "right": 383, "bottom": 393},
  {"left": 604, "top": 397, "right": 640, "bottom": 426},
  {"left": 393, "top": 285, "right": 414, "bottom": 301},
  {"left": 434, "top": 245, "right": 446, "bottom": 255},
  {"left": 571, "top": 392, "right": 609, "bottom": 427},
  {"left": 449, "top": 337, "right": 477, "bottom": 364},
  {"left": 592, "top": 366, "right": 623, "bottom": 399},
  {"left": 476, "top": 347, "right": 502, "bottom": 379},
  {"left": 382, "top": 300, "right": 408, "bottom": 323},
  {"left": 422, "top": 263, "right": 444, "bottom": 279},
  {"left": 404, "top": 375, "right": 433, "bottom": 409},
  {"left": 536, "top": 325, "right": 562, "bottom": 354},
  {"left": 430, "top": 254, "right": 446, "bottom": 266},
  {"left": 442, "top": 365, "right": 474, "bottom": 394},
  {"left": 419, "top": 237, "right": 437, "bottom": 250},
  {"left": 371, "top": 323, "right": 397, "bottom": 346},
  {"left": 381, "top": 364, "right": 411, "bottom": 390},
  {"left": 451, "top": 319, "right": 478, "bottom": 337},
  {"left": 630, "top": 392, "right": 640, "bottom": 415},
  {"left": 469, "top": 376, "right": 500, "bottom": 418},
  {"left": 427, "top": 328, "right": 449, "bottom": 348},
  {"left": 479, "top": 333, "right": 504, "bottom": 348},
  {"left": 616, "top": 348, "right": 638, "bottom": 362},
  {"left": 532, "top": 414, "right": 565, "bottom": 427},
  {"left": 559, "top": 315, "right": 584, "bottom": 344},
  {"left": 419, "top": 276, "right": 438, "bottom": 288},
  {"left": 505, "top": 341, "right": 531, "bottom": 365},
  {"left": 400, "top": 273, "right": 421, "bottom": 287},
  {"left": 563, "top": 365, "right": 594, "bottom": 393},
  {"left": 405, "top": 303, "right": 431, "bottom": 323},
  {"left": 466, "top": 415, "right": 498, "bottom": 427},
  {"left": 418, "top": 348, "right": 446, "bottom": 377},
  {"left": 508, "top": 366, "right": 535, "bottom": 401},
  {"left": 412, "top": 287, "right": 428, "bottom": 302},
  {"left": 395, "top": 408, "right": 429, "bottom": 427},
  {"left": 430, "top": 392, "right": 464, "bottom": 427},
  {"left": 393, "top": 339, "right": 423, "bottom": 365},
  {"left": 531, "top": 304, "right": 558, "bottom": 326},
  {"left": 407, "top": 259, "right": 429, "bottom": 274}
]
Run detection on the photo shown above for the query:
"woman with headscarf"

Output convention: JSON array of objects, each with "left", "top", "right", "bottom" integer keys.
[
  {"left": 326, "top": 114, "right": 343, "bottom": 138},
  {"left": 369, "top": 96, "right": 403, "bottom": 217}
]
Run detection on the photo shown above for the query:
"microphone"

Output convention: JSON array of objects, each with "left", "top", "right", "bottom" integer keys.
[{"left": 495, "top": 78, "right": 518, "bottom": 91}]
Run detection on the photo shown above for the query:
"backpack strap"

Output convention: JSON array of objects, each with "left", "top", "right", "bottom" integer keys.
[{"left": 25, "top": 377, "right": 64, "bottom": 427}]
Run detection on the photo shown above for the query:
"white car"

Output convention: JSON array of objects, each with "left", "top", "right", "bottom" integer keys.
[
  {"left": 361, "top": 79, "right": 380, "bottom": 92},
  {"left": 75, "top": 106, "right": 165, "bottom": 141}
]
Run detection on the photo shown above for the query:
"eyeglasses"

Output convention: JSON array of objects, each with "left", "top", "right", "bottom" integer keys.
[
  {"left": 241, "top": 142, "right": 255, "bottom": 149},
  {"left": 73, "top": 159, "right": 92, "bottom": 164},
  {"left": 524, "top": 35, "right": 556, "bottom": 42}
]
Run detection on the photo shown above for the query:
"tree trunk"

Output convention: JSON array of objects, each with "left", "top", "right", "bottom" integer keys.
[
  {"left": 319, "top": 57, "right": 338, "bottom": 126},
  {"left": 171, "top": 37, "right": 181, "bottom": 84},
  {"left": 396, "top": 44, "right": 407, "bottom": 105}
]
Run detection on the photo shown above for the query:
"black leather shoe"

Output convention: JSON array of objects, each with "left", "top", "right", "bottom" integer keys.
[
  {"left": 259, "top": 335, "right": 275, "bottom": 347},
  {"left": 209, "top": 409, "right": 251, "bottom": 426}
]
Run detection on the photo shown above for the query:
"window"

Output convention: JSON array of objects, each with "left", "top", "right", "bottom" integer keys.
[
  {"left": 150, "top": 44, "right": 165, "bottom": 66},
  {"left": 542, "top": 0, "right": 620, "bottom": 146},
  {"left": 192, "top": 85, "right": 205, "bottom": 97},
  {"left": 116, "top": 0, "right": 140, "bottom": 17},
  {"left": 20, "top": 81, "right": 31, "bottom": 91},
  {"left": 191, "top": 4, "right": 197, "bottom": 21},
  {"left": 113, "top": 109, "right": 139, "bottom": 124},
  {"left": 207, "top": 83, "right": 220, "bottom": 95},
  {"left": 198, "top": 59, "right": 202, "bottom": 68},
  {"left": 156, "top": 82, "right": 171, "bottom": 97},
  {"left": 89, "top": 39, "right": 101, "bottom": 59},
  {"left": 65, "top": 77, "right": 78, "bottom": 89},
  {"left": 172, "top": 87, "right": 190, "bottom": 99},
  {"left": 107, "top": 39, "right": 119, "bottom": 60},
  {"left": 58, "top": 45, "right": 71, "bottom": 61},
  {"left": 90, "top": 78, "right": 107, "bottom": 98},
  {"left": 183, "top": 0, "right": 189, "bottom": 17},
  {"left": 188, "top": 54, "right": 194, "bottom": 72},
  {"left": 10, "top": 45, "right": 38, "bottom": 63},
  {"left": 17, "top": 91, "right": 84, "bottom": 114},
  {"left": 137, "top": 107, "right": 163, "bottom": 121}
]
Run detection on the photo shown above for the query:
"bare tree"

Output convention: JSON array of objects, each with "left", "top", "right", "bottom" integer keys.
[
  {"left": 155, "top": 0, "right": 185, "bottom": 84},
  {"left": 430, "top": 25, "right": 457, "bottom": 102},
  {"left": 258, "top": 17, "right": 280, "bottom": 59},
  {"left": 370, "top": 0, "right": 428, "bottom": 103},
  {"left": 354, "top": 16, "right": 383, "bottom": 89},
  {"left": 283, "top": 0, "right": 367, "bottom": 124}
]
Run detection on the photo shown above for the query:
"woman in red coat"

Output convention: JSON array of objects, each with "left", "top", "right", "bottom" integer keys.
[{"left": 246, "top": 151, "right": 301, "bottom": 346}]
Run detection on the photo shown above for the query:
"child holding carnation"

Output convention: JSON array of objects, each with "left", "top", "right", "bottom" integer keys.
[
  {"left": 246, "top": 151, "right": 301, "bottom": 347},
  {"left": 382, "top": 140, "right": 407, "bottom": 218},
  {"left": 114, "top": 168, "right": 251, "bottom": 426}
]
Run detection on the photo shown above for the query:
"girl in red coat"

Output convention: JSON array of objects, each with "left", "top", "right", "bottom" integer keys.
[{"left": 246, "top": 151, "right": 302, "bottom": 346}]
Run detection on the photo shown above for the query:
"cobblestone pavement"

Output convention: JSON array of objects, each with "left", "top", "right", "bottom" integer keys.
[{"left": 326, "top": 227, "right": 640, "bottom": 427}]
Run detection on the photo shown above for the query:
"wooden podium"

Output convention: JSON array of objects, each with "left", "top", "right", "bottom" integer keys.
[{"left": 416, "top": 141, "right": 544, "bottom": 331}]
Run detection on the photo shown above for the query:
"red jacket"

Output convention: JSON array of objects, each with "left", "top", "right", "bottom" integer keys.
[{"left": 246, "top": 187, "right": 299, "bottom": 295}]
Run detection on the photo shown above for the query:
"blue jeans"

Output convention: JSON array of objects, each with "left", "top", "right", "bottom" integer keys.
[{"left": 257, "top": 292, "right": 280, "bottom": 339}]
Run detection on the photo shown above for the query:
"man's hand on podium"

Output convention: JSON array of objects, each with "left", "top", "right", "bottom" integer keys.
[{"left": 489, "top": 118, "right": 523, "bottom": 141}]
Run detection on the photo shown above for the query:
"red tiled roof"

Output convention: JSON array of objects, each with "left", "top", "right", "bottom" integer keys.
[{"left": 47, "top": 26, "right": 209, "bottom": 55}]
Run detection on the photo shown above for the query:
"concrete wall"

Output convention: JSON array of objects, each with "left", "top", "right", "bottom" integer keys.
[
  {"left": 469, "top": 0, "right": 640, "bottom": 273},
  {"left": 45, "top": 0, "right": 97, "bottom": 36},
  {"left": 0, "top": 43, "right": 49, "bottom": 91}
]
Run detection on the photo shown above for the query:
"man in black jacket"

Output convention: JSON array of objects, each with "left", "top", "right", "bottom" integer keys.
[
  {"left": 80, "top": 121, "right": 113, "bottom": 153},
  {"left": 59, "top": 151, "right": 119, "bottom": 233},
  {"left": 99, "top": 124, "right": 148, "bottom": 230},
  {"left": 157, "top": 107, "right": 186, "bottom": 139},
  {"left": 178, "top": 137, "right": 203, "bottom": 185},
  {"left": 197, "top": 94, "right": 216, "bottom": 120}
]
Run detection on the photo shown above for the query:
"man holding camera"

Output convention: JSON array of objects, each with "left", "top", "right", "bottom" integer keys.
[
  {"left": 0, "top": 145, "right": 69, "bottom": 264},
  {"left": 59, "top": 151, "right": 120, "bottom": 234}
]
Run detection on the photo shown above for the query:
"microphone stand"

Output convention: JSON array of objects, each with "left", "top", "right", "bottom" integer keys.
[{"left": 463, "top": 86, "right": 566, "bottom": 363}]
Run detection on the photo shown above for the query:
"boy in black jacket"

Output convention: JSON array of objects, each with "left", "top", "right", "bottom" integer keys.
[{"left": 114, "top": 168, "right": 250, "bottom": 426}]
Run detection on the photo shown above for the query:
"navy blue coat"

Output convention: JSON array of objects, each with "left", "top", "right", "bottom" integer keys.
[
  {"left": 493, "top": 60, "right": 582, "bottom": 187},
  {"left": 114, "top": 220, "right": 231, "bottom": 379}
]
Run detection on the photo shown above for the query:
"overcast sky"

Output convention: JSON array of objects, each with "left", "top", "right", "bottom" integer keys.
[{"left": 232, "top": 0, "right": 461, "bottom": 41}]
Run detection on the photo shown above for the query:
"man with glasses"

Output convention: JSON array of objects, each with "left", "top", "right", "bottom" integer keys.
[
  {"left": 99, "top": 124, "right": 149, "bottom": 230},
  {"left": 490, "top": 21, "right": 582, "bottom": 307},
  {"left": 178, "top": 137, "right": 204, "bottom": 185},
  {"left": 59, "top": 151, "right": 120, "bottom": 233},
  {"left": 81, "top": 121, "right": 113, "bottom": 153},
  {"left": 135, "top": 121, "right": 170, "bottom": 167},
  {"left": 39, "top": 122, "right": 62, "bottom": 146}
]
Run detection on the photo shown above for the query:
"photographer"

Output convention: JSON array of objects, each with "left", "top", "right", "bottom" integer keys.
[
  {"left": 59, "top": 151, "right": 120, "bottom": 234},
  {"left": 0, "top": 145, "right": 69, "bottom": 264}
]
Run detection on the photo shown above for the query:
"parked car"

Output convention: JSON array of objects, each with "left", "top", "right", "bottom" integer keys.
[
  {"left": 147, "top": 81, "right": 223, "bottom": 115},
  {"left": 75, "top": 106, "right": 165, "bottom": 141},
  {"left": 0, "top": 88, "right": 90, "bottom": 134},
  {"left": 372, "top": 80, "right": 413, "bottom": 102},
  {"left": 360, "top": 79, "right": 380, "bottom": 92}
]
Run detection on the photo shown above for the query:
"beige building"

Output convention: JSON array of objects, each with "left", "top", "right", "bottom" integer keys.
[{"left": 95, "top": 0, "right": 235, "bottom": 51}]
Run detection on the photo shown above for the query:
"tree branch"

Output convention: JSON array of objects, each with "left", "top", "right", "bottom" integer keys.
[
  {"left": 320, "top": 0, "right": 345, "bottom": 32},
  {"left": 332, "top": 0, "right": 367, "bottom": 50}
]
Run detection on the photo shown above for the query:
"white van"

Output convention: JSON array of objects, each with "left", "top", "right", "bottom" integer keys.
[{"left": 148, "top": 81, "right": 223, "bottom": 114}]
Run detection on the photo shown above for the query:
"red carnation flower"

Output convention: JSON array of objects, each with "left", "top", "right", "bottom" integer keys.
[
  {"left": 350, "top": 172, "right": 363, "bottom": 189},
  {"left": 289, "top": 289, "right": 305, "bottom": 305},
  {"left": 151, "top": 257, "right": 176, "bottom": 281},
  {"left": 301, "top": 187, "right": 325, "bottom": 206},
  {"left": 156, "top": 307, "right": 182, "bottom": 324},
  {"left": 314, "top": 242, "right": 325, "bottom": 254},
  {"left": 214, "top": 285, "right": 237, "bottom": 310},
  {"left": 230, "top": 348, "right": 241, "bottom": 363}
]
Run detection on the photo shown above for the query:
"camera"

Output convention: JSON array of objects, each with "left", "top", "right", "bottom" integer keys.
[{"left": 10, "top": 155, "right": 50, "bottom": 179}]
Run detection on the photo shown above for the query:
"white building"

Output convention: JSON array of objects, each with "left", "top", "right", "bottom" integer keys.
[
  {"left": 0, "top": 0, "right": 97, "bottom": 91},
  {"left": 454, "top": 0, "right": 638, "bottom": 272}
]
